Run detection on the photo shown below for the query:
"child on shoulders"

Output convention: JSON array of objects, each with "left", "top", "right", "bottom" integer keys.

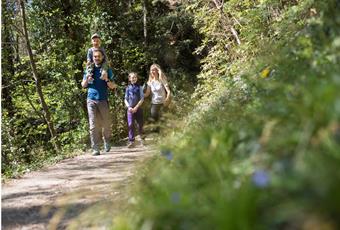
[{"left": 86, "top": 33, "right": 109, "bottom": 81}]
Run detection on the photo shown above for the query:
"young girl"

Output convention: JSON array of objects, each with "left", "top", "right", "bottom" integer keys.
[
  {"left": 86, "top": 33, "right": 108, "bottom": 82},
  {"left": 144, "top": 64, "right": 171, "bottom": 127},
  {"left": 124, "top": 72, "right": 144, "bottom": 148}
]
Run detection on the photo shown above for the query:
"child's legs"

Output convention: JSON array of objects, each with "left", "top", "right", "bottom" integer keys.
[
  {"left": 86, "top": 63, "right": 94, "bottom": 75},
  {"left": 127, "top": 110, "right": 135, "bottom": 142},
  {"left": 101, "top": 62, "right": 108, "bottom": 71},
  {"left": 100, "top": 62, "right": 108, "bottom": 79}
]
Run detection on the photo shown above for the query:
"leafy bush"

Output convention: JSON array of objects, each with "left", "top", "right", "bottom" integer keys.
[{"left": 111, "top": 0, "right": 340, "bottom": 229}]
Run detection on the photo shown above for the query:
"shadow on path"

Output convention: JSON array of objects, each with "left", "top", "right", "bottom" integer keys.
[{"left": 2, "top": 145, "right": 155, "bottom": 229}]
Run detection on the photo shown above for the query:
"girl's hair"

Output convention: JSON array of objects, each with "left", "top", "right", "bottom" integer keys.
[{"left": 148, "top": 64, "right": 168, "bottom": 85}]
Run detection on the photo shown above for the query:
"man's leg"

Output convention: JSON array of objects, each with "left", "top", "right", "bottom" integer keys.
[
  {"left": 98, "top": 100, "right": 112, "bottom": 147},
  {"left": 87, "top": 100, "right": 100, "bottom": 152}
]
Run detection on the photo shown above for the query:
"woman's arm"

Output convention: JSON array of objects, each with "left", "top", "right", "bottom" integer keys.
[
  {"left": 144, "top": 85, "right": 151, "bottom": 98},
  {"left": 164, "top": 84, "right": 171, "bottom": 101}
]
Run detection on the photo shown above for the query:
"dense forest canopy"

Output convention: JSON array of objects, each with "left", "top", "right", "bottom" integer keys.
[{"left": 1, "top": 0, "right": 201, "bottom": 177}]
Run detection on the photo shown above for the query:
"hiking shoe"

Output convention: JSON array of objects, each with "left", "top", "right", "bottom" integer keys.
[
  {"left": 104, "top": 143, "right": 111, "bottom": 152},
  {"left": 127, "top": 142, "right": 134, "bottom": 148},
  {"left": 92, "top": 149, "right": 100, "bottom": 156}
]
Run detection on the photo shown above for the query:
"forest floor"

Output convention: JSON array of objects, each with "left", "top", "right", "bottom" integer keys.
[{"left": 2, "top": 137, "right": 155, "bottom": 229}]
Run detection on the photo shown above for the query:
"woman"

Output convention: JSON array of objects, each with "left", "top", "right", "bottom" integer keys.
[{"left": 144, "top": 64, "right": 171, "bottom": 124}]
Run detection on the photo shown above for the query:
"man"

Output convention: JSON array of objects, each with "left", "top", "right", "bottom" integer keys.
[{"left": 81, "top": 49, "right": 116, "bottom": 155}]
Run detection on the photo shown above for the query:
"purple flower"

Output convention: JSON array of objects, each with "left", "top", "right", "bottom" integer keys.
[
  {"left": 171, "top": 192, "right": 181, "bottom": 204},
  {"left": 252, "top": 169, "right": 270, "bottom": 188},
  {"left": 161, "top": 149, "right": 173, "bottom": 161}
]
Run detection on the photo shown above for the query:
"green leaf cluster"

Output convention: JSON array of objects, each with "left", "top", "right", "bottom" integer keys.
[{"left": 112, "top": 0, "right": 340, "bottom": 229}]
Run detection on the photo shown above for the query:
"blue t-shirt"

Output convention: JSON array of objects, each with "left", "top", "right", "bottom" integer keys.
[
  {"left": 83, "top": 66, "right": 114, "bottom": 100},
  {"left": 125, "top": 84, "right": 144, "bottom": 107}
]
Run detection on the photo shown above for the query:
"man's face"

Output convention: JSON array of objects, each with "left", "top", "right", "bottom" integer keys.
[{"left": 93, "top": 51, "right": 103, "bottom": 65}]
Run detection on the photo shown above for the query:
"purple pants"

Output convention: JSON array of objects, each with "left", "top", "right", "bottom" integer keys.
[{"left": 127, "top": 108, "right": 143, "bottom": 142}]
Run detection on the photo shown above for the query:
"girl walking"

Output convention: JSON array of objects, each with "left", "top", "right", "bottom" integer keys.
[{"left": 124, "top": 72, "right": 144, "bottom": 148}]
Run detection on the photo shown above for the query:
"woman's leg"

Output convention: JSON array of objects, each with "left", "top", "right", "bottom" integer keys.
[
  {"left": 150, "top": 104, "right": 162, "bottom": 122},
  {"left": 135, "top": 108, "right": 144, "bottom": 136}
]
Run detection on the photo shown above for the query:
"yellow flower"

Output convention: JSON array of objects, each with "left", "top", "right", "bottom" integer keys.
[{"left": 260, "top": 67, "right": 271, "bottom": 78}]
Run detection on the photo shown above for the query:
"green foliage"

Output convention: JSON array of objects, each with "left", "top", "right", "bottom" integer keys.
[
  {"left": 112, "top": 0, "right": 340, "bottom": 229},
  {"left": 1, "top": 0, "right": 201, "bottom": 177}
]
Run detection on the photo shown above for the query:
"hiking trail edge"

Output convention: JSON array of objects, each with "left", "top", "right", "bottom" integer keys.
[{"left": 2, "top": 143, "right": 154, "bottom": 229}]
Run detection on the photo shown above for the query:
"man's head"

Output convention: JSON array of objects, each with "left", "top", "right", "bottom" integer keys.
[
  {"left": 91, "top": 33, "right": 101, "bottom": 48},
  {"left": 93, "top": 49, "right": 104, "bottom": 66}
]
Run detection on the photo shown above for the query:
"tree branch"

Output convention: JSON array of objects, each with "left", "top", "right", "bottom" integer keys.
[
  {"left": 212, "top": 0, "right": 224, "bottom": 10},
  {"left": 230, "top": 27, "right": 241, "bottom": 45}
]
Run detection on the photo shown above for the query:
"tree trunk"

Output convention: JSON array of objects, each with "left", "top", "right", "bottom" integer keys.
[
  {"left": 1, "top": 1, "right": 16, "bottom": 118},
  {"left": 143, "top": 0, "right": 148, "bottom": 46},
  {"left": 19, "top": 0, "right": 61, "bottom": 152}
]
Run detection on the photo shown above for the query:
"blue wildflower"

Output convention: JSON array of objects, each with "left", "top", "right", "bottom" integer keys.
[
  {"left": 252, "top": 169, "right": 270, "bottom": 188},
  {"left": 161, "top": 149, "right": 173, "bottom": 161},
  {"left": 171, "top": 192, "right": 181, "bottom": 204}
]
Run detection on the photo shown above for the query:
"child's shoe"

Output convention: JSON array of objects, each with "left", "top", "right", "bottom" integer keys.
[{"left": 127, "top": 141, "right": 134, "bottom": 148}]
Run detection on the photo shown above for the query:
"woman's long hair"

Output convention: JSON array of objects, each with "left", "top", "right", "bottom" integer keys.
[{"left": 148, "top": 64, "right": 168, "bottom": 85}]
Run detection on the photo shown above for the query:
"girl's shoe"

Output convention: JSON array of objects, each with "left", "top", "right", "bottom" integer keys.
[{"left": 127, "top": 142, "right": 134, "bottom": 148}]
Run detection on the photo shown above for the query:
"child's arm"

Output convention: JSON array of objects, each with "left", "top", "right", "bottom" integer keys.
[
  {"left": 124, "top": 88, "right": 130, "bottom": 108},
  {"left": 124, "top": 99, "right": 130, "bottom": 108},
  {"left": 132, "top": 87, "right": 144, "bottom": 112},
  {"left": 86, "top": 48, "right": 93, "bottom": 64}
]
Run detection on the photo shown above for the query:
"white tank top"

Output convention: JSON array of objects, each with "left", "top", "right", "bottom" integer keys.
[{"left": 148, "top": 80, "right": 166, "bottom": 104}]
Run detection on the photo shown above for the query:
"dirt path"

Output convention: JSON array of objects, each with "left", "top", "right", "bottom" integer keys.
[{"left": 2, "top": 142, "right": 155, "bottom": 229}]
